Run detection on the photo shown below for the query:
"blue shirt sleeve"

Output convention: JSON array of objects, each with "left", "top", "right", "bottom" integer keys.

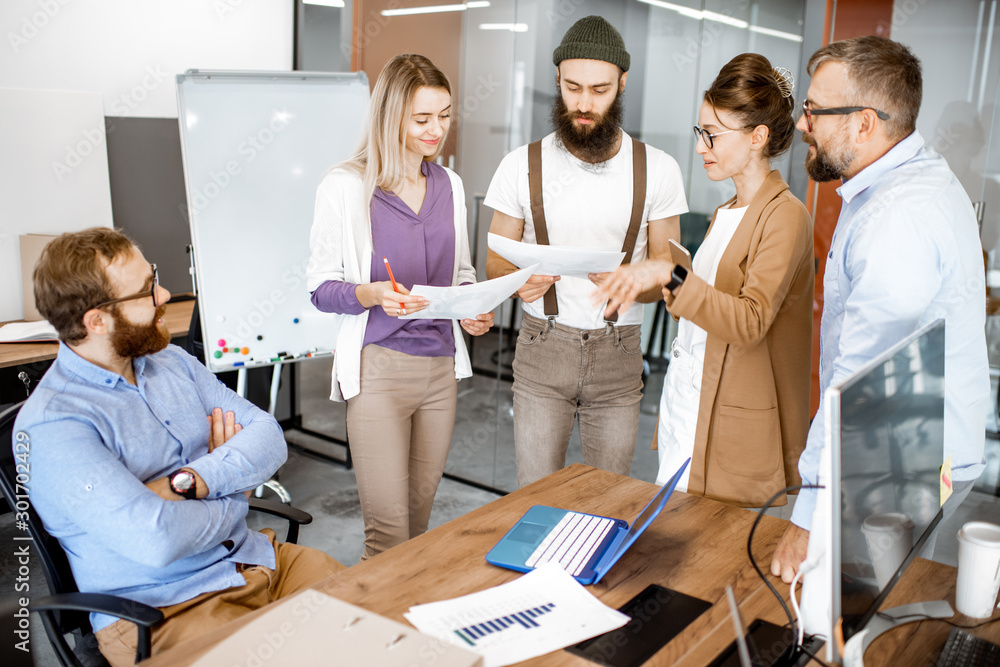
[
  {"left": 164, "top": 347, "right": 287, "bottom": 498},
  {"left": 24, "top": 416, "right": 248, "bottom": 569}
]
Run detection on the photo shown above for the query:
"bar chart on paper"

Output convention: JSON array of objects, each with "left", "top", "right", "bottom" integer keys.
[
  {"left": 453, "top": 603, "right": 557, "bottom": 647},
  {"left": 405, "top": 566, "right": 629, "bottom": 666}
]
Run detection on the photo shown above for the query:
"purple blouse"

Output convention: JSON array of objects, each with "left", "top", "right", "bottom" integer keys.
[{"left": 311, "top": 161, "right": 456, "bottom": 358}]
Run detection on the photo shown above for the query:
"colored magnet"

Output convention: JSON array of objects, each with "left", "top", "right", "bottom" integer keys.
[
  {"left": 241, "top": 347, "right": 250, "bottom": 355},
  {"left": 213, "top": 350, "right": 222, "bottom": 359},
  {"left": 293, "top": 318, "right": 300, "bottom": 324},
  {"left": 217, "top": 339, "right": 226, "bottom": 347}
]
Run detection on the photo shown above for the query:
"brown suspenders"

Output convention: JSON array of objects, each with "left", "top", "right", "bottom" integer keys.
[{"left": 527, "top": 135, "right": 647, "bottom": 323}]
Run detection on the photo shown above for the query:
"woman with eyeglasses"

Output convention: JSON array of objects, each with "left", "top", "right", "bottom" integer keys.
[
  {"left": 594, "top": 53, "right": 813, "bottom": 508},
  {"left": 305, "top": 54, "right": 493, "bottom": 559}
]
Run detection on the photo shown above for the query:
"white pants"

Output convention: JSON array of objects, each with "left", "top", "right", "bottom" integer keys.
[{"left": 656, "top": 339, "right": 703, "bottom": 488}]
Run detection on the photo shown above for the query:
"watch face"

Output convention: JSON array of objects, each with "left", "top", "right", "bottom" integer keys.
[{"left": 172, "top": 471, "right": 195, "bottom": 493}]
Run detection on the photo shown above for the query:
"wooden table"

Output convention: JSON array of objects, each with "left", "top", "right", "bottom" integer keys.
[
  {"left": 143, "top": 464, "right": 1000, "bottom": 666},
  {"left": 0, "top": 299, "right": 194, "bottom": 368}
]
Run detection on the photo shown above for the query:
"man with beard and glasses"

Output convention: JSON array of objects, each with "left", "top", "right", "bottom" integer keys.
[
  {"left": 769, "top": 36, "right": 989, "bottom": 583},
  {"left": 485, "top": 15, "right": 688, "bottom": 487},
  {"left": 14, "top": 228, "right": 345, "bottom": 666}
]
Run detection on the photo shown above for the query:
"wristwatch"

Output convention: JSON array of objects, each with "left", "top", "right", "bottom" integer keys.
[
  {"left": 168, "top": 469, "right": 198, "bottom": 499},
  {"left": 664, "top": 265, "right": 688, "bottom": 294}
]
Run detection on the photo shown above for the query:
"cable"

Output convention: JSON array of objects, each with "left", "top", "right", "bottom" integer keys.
[
  {"left": 789, "top": 563, "right": 809, "bottom": 647},
  {"left": 746, "top": 484, "right": 824, "bottom": 662}
]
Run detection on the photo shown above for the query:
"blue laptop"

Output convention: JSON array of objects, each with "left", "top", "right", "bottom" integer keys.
[{"left": 485, "top": 459, "right": 690, "bottom": 585}]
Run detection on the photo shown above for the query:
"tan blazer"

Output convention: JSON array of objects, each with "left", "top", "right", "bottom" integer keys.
[{"left": 665, "top": 170, "right": 813, "bottom": 507}]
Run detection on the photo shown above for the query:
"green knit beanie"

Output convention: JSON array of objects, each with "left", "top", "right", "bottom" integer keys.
[{"left": 552, "top": 15, "right": 630, "bottom": 72}]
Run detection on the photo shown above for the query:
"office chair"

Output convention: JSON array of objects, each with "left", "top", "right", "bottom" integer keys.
[{"left": 0, "top": 401, "right": 314, "bottom": 666}]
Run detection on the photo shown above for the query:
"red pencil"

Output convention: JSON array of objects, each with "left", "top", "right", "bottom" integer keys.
[{"left": 383, "top": 257, "right": 400, "bottom": 292}]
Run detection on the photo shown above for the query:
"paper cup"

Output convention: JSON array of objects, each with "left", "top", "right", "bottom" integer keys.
[
  {"left": 861, "top": 512, "right": 914, "bottom": 590},
  {"left": 956, "top": 522, "right": 1000, "bottom": 618}
]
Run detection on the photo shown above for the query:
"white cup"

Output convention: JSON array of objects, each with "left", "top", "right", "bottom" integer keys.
[
  {"left": 956, "top": 522, "right": 1000, "bottom": 618},
  {"left": 861, "top": 512, "right": 915, "bottom": 590}
]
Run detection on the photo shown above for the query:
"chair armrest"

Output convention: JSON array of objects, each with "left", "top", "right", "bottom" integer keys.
[
  {"left": 30, "top": 592, "right": 163, "bottom": 626},
  {"left": 31, "top": 592, "right": 163, "bottom": 663},
  {"left": 248, "top": 497, "right": 313, "bottom": 544}
]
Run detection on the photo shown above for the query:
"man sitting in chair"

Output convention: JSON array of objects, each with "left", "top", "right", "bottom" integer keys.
[{"left": 14, "top": 228, "right": 345, "bottom": 666}]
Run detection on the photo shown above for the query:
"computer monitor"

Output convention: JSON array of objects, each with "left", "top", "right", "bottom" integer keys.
[{"left": 801, "top": 319, "right": 948, "bottom": 663}]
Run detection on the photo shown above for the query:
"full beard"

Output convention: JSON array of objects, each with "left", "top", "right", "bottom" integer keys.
[
  {"left": 110, "top": 304, "right": 171, "bottom": 359},
  {"left": 803, "top": 134, "right": 855, "bottom": 182},
  {"left": 551, "top": 87, "right": 624, "bottom": 164}
]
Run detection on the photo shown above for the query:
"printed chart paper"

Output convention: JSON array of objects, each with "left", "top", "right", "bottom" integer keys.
[{"left": 404, "top": 564, "right": 629, "bottom": 667}]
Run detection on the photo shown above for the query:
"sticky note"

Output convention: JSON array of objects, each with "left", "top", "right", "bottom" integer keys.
[{"left": 940, "top": 456, "right": 953, "bottom": 507}]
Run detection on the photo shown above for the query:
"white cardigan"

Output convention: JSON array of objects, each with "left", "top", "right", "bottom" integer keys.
[{"left": 305, "top": 165, "right": 476, "bottom": 402}]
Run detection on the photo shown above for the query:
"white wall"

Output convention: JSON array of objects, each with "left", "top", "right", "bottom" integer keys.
[
  {"left": 0, "top": 0, "right": 294, "bottom": 118},
  {"left": 0, "top": 0, "right": 294, "bottom": 321}
]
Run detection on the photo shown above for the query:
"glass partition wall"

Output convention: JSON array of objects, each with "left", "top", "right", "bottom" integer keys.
[{"left": 296, "top": 0, "right": 1000, "bottom": 495}]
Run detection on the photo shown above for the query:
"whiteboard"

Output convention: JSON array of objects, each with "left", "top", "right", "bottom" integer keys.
[
  {"left": 0, "top": 88, "right": 113, "bottom": 322},
  {"left": 177, "top": 70, "right": 369, "bottom": 372}
]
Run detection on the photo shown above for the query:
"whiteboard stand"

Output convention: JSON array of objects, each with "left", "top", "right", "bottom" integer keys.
[{"left": 232, "top": 365, "right": 291, "bottom": 504}]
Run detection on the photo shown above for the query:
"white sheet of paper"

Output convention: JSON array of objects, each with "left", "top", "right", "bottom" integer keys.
[
  {"left": 488, "top": 233, "right": 625, "bottom": 279},
  {"left": 404, "top": 564, "right": 629, "bottom": 667},
  {"left": 400, "top": 265, "right": 536, "bottom": 320}
]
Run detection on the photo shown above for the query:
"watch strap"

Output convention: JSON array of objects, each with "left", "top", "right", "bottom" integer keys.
[{"left": 665, "top": 265, "right": 688, "bottom": 293}]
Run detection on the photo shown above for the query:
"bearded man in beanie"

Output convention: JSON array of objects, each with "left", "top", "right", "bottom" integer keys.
[{"left": 485, "top": 15, "right": 688, "bottom": 487}]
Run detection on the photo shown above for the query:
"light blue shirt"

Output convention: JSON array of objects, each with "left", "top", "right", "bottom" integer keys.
[
  {"left": 15, "top": 344, "right": 287, "bottom": 631},
  {"left": 791, "top": 131, "right": 989, "bottom": 530}
]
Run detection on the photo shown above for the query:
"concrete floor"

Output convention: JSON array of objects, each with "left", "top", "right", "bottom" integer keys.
[{"left": 3, "top": 333, "right": 1000, "bottom": 665}]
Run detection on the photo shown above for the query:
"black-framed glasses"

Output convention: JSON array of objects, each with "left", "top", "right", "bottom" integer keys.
[
  {"left": 692, "top": 125, "right": 740, "bottom": 149},
  {"left": 91, "top": 264, "right": 159, "bottom": 311},
  {"left": 801, "top": 99, "right": 890, "bottom": 132}
]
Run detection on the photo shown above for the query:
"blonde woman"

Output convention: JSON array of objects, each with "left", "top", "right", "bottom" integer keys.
[
  {"left": 306, "top": 54, "right": 493, "bottom": 559},
  {"left": 594, "top": 54, "right": 813, "bottom": 508}
]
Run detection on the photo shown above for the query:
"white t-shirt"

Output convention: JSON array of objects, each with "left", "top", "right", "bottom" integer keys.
[
  {"left": 485, "top": 131, "right": 689, "bottom": 329},
  {"left": 675, "top": 204, "right": 748, "bottom": 357}
]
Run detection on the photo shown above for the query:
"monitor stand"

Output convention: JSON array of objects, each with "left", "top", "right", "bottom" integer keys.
[
  {"left": 841, "top": 600, "right": 954, "bottom": 667},
  {"left": 708, "top": 618, "right": 825, "bottom": 667}
]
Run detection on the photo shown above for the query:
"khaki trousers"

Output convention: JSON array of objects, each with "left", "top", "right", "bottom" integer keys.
[
  {"left": 96, "top": 529, "right": 346, "bottom": 667},
  {"left": 512, "top": 313, "right": 644, "bottom": 488},
  {"left": 346, "top": 344, "right": 457, "bottom": 559}
]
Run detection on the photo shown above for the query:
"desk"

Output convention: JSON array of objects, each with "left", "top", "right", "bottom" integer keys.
[
  {"left": 0, "top": 299, "right": 195, "bottom": 368},
  {"left": 143, "top": 464, "right": 1000, "bottom": 666}
]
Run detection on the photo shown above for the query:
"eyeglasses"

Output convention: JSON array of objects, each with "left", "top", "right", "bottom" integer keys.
[
  {"left": 801, "top": 99, "right": 890, "bottom": 133},
  {"left": 692, "top": 125, "right": 740, "bottom": 149},
  {"left": 90, "top": 264, "right": 160, "bottom": 311}
]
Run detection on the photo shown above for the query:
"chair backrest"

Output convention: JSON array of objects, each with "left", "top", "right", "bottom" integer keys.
[{"left": 0, "top": 403, "right": 91, "bottom": 638}]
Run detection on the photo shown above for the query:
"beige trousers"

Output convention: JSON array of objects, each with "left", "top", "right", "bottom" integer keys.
[
  {"left": 96, "top": 529, "right": 346, "bottom": 666},
  {"left": 346, "top": 344, "right": 457, "bottom": 559}
]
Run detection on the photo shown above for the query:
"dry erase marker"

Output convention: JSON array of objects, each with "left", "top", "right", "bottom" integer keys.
[{"left": 383, "top": 257, "right": 400, "bottom": 292}]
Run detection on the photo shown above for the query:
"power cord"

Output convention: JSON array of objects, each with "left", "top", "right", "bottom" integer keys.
[{"left": 746, "top": 484, "right": 827, "bottom": 666}]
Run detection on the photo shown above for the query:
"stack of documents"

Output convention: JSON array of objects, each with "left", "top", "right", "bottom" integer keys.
[
  {"left": 405, "top": 564, "right": 629, "bottom": 667},
  {"left": 0, "top": 320, "right": 58, "bottom": 343}
]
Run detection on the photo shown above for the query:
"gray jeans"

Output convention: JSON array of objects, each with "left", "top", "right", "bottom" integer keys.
[{"left": 511, "top": 313, "right": 644, "bottom": 488}]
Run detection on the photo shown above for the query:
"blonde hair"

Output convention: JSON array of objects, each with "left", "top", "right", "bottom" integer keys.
[{"left": 341, "top": 54, "right": 451, "bottom": 203}]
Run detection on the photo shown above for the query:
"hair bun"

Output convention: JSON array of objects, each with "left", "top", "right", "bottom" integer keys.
[{"left": 772, "top": 67, "right": 794, "bottom": 98}]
